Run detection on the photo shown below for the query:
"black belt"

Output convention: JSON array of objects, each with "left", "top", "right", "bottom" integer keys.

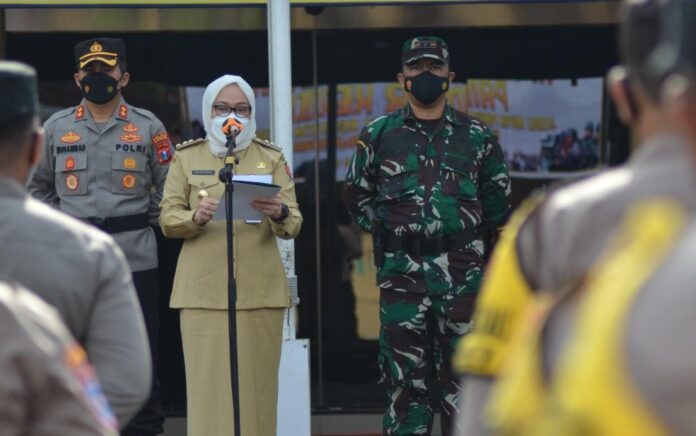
[
  {"left": 379, "top": 229, "right": 480, "bottom": 257},
  {"left": 83, "top": 213, "right": 149, "bottom": 234}
]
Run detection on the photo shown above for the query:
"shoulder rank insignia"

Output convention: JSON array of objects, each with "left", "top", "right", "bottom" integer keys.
[
  {"left": 75, "top": 105, "right": 85, "bottom": 121},
  {"left": 175, "top": 138, "right": 206, "bottom": 151},
  {"left": 118, "top": 105, "right": 128, "bottom": 120},
  {"left": 252, "top": 137, "right": 282, "bottom": 152}
]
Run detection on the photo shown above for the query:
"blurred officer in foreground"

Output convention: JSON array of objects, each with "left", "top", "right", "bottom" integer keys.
[
  {"left": 0, "top": 280, "right": 118, "bottom": 436},
  {"left": 159, "top": 74, "right": 302, "bottom": 436},
  {"left": 455, "top": 0, "right": 696, "bottom": 434},
  {"left": 344, "top": 36, "right": 511, "bottom": 435},
  {"left": 28, "top": 37, "right": 170, "bottom": 435},
  {"left": 0, "top": 60, "right": 150, "bottom": 429},
  {"left": 483, "top": 0, "right": 696, "bottom": 432}
]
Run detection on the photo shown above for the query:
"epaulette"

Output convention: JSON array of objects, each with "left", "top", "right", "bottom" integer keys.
[
  {"left": 175, "top": 138, "right": 206, "bottom": 151},
  {"left": 252, "top": 136, "right": 282, "bottom": 152},
  {"left": 43, "top": 106, "right": 76, "bottom": 127},
  {"left": 130, "top": 106, "right": 158, "bottom": 121}
]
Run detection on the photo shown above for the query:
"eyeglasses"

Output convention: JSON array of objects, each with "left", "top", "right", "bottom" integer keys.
[{"left": 213, "top": 102, "right": 252, "bottom": 119}]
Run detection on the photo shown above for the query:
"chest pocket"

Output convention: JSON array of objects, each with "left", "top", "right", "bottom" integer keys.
[
  {"left": 55, "top": 153, "right": 88, "bottom": 196},
  {"left": 111, "top": 152, "right": 148, "bottom": 195},
  {"left": 441, "top": 151, "right": 478, "bottom": 199},
  {"left": 188, "top": 174, "right": 221, "bottom": 208},
  {"left": 378, "top": 166, "right": 418, "bottom": 202}
]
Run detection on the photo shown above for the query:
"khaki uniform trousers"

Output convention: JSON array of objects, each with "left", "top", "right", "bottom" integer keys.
[{"left": 181, "top": 307, "right": 284, "bottom": 436}]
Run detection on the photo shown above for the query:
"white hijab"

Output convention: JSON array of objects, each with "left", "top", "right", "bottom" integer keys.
[{"left": 202, "top": 75, "right": 257, "bottom": 157}]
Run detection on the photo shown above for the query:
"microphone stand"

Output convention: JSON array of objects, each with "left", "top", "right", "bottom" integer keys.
[{"left": 218, "top": 134, "right": 241, "bottom": 436}]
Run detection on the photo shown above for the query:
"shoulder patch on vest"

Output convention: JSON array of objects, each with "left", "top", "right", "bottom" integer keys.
[
  {"left": 175, "top": 138, "right": 206, "bottom": 151},
  {"left": 252, "top": 136, "right": 282, "bottom": 152}
]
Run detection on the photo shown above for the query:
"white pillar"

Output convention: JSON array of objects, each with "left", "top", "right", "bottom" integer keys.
[
  {"left": 269, "top": 2, "right": 311, "bottom": 435},
  {"left": 268, "top": 0, "right": 298, "bottom": 340}
]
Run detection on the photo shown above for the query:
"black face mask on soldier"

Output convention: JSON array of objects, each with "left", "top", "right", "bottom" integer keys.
[
  {"left": 80, "top": 72, "right": 120, "bottom": 104},
  {"left": 404, "top": 70, "right": 450, "bottom": 105}
]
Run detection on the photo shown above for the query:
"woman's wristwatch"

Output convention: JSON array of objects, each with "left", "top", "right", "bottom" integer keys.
[{"left": 271, "top": 203, "right": 290, "bottom": 223}]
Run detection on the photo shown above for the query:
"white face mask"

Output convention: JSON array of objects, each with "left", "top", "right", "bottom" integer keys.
[{"left": 208, "top": 115, "right": 253, "bottom": 155}]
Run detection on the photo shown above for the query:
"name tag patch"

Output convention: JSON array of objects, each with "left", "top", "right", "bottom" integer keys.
[{"left": 192, "top": 170, "right": 215, "bottom": 176}]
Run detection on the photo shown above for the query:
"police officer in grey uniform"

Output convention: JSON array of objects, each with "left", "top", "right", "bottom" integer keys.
[
  {"left": 455, "top": 0, "right": 696, "bottom": 433},
  {"left": 0, "top": 279, "right": 119, "bottom": 436},
  {"left": 0, "top": 60, "right": 150, "bottom": 430},
  {"left": 27, "top": 38, "right": 169, "bottom": 435}
]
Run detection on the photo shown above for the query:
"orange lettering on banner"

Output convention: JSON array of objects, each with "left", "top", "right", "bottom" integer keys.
[
  {"left": 354, "top": 85, "right": 373, "bottom": 115},
  {"left": 466, "top": 80, "right": 509, "bottom": 113},
  {"left": 293, "top": 88, "right": 329, "bottom": 124},
  {"left": 385, "top": 84, "right": 407, "bottom": 113},
  {"left": 448, "top": 86, "right": 468, "bottom": 113},
  {"left": 293, "top": 139, "right": 327, "bottom": 153},
  {"left": 337, "top": 85, "right": 352, "bottom": 116},
  {"left": 338, "top": 85, "right": 374, "bottom": 117},
  {"left": 296, "top": 89, "right": 314, "bottom": 123},
  {"left": 467, "top": 81, "right": 483, "bottom": 111}
]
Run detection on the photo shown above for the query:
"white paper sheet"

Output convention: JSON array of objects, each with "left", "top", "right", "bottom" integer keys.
[{"left": 212, "top": 176, "right": 281, "bottom": 222}]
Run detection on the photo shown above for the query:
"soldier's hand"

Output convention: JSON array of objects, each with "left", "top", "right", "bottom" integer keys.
[
  {"left": 250, "top": 193, "right": 283, "bottom": 219},
  {"left": 193, "top": 197, "right": 219, "bottom": 226}
]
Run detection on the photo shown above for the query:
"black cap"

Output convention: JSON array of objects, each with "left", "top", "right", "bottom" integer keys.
[
  {"left": 74, "top": 37, "right": 126, "bottom": 70},
  {"left": 0, "top": 61, "right": 39, "bottom": 124},
  {"left": 619, "top": 0, "right": 667, "bottom": 100},
  {"left": 645, "top": 0, "right": 696, "bottom": 82},
  {"left": 401, "top": 36, "right": 450, "bottom": 65}
]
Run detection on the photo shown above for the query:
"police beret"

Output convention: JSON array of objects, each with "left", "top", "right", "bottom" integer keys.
[
  {"left": 0, "top": 61, "right": 39, "bottom": 124},
  {"left": 74, "top": 37, "right": 127, "bottom": 70},
  {"left": 402, "top": 36, "right": 450, "bottom": 65}
]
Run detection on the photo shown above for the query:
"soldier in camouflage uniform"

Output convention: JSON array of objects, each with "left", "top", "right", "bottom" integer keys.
[{"left": 343, "top": 36, "right": 511, "bottom": 436}]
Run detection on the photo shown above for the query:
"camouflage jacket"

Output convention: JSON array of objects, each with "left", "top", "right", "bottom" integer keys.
[
  {"left": 344, "top": 103, "right": 511, "bottom": 241},
  {"left": 345, "top": 105, "right": 510, "bottom": 237}
]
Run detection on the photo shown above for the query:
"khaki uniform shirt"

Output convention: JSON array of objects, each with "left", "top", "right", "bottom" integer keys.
[
  {"left": 0, "top": 178, "right": 151, "bottom": 428},
  {"left": 28, "top": 97, "right": 171, "bottom": 272},
  {"left": 0, "top": 281, "right": 118, "bottom": 436},
  {"left": 159, "top": 138, "right": 302, "bottom": 310}
]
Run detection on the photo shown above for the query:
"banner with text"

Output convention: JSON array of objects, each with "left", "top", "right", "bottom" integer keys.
[{"left": 186, "top": 78, "right": 603, "bottom": 180}]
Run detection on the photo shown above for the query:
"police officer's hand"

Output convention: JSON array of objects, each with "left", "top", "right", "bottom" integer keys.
[
  {"left": 251, "top": 194, "right": 283, "bottom": 219},
  {"left": 193, "top": 198, "right": 219, "bottom": 226}
]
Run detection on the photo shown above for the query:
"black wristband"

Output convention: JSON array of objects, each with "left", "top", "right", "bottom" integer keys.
[{"left": 271, "top": 203, "right": 290, "bottom": 223}]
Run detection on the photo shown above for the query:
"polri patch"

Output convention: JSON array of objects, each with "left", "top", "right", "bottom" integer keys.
[
  {"left": 123, "top": 157, "right": 137, "bottom": 170},
  {"left": 158, "top": 148, "right": 172, "bottom": 165},
  {"left": 61, "top": 132, "right": 81, "bottom": 144},
  {"left": 122, "top": 174, "right": 137, "bottom": 189},
  {"left": 65, "top": 174, "right": 79, "bottom": 191},
  {"left": 64, "top": 343, "right": 118, "bottom": 430},
  {"left": 65, "top": 156, "right": 76, "bottom": 171},
  {"left": 120, "top": 133, "right": 142, "bottom": 143},
  {"left": 122, "top": 123, "right": 139, "bottom": 133}
]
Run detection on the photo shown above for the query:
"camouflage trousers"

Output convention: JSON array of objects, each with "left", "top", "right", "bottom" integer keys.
[{"left": 379, "top": 289, "right": 472, "bottom": 436}]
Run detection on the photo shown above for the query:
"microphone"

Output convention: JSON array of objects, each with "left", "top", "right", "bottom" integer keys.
[
  {"left": 222, "top": 117, "right": 244, "bottom": 138},
  {"left": 220, "top": 117, "right": 243, "bottom": 183}
]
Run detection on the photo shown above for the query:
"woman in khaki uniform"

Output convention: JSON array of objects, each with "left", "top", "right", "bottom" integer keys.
[{"left": 159, "top": 75, "right": 302, "bottom": 436}]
